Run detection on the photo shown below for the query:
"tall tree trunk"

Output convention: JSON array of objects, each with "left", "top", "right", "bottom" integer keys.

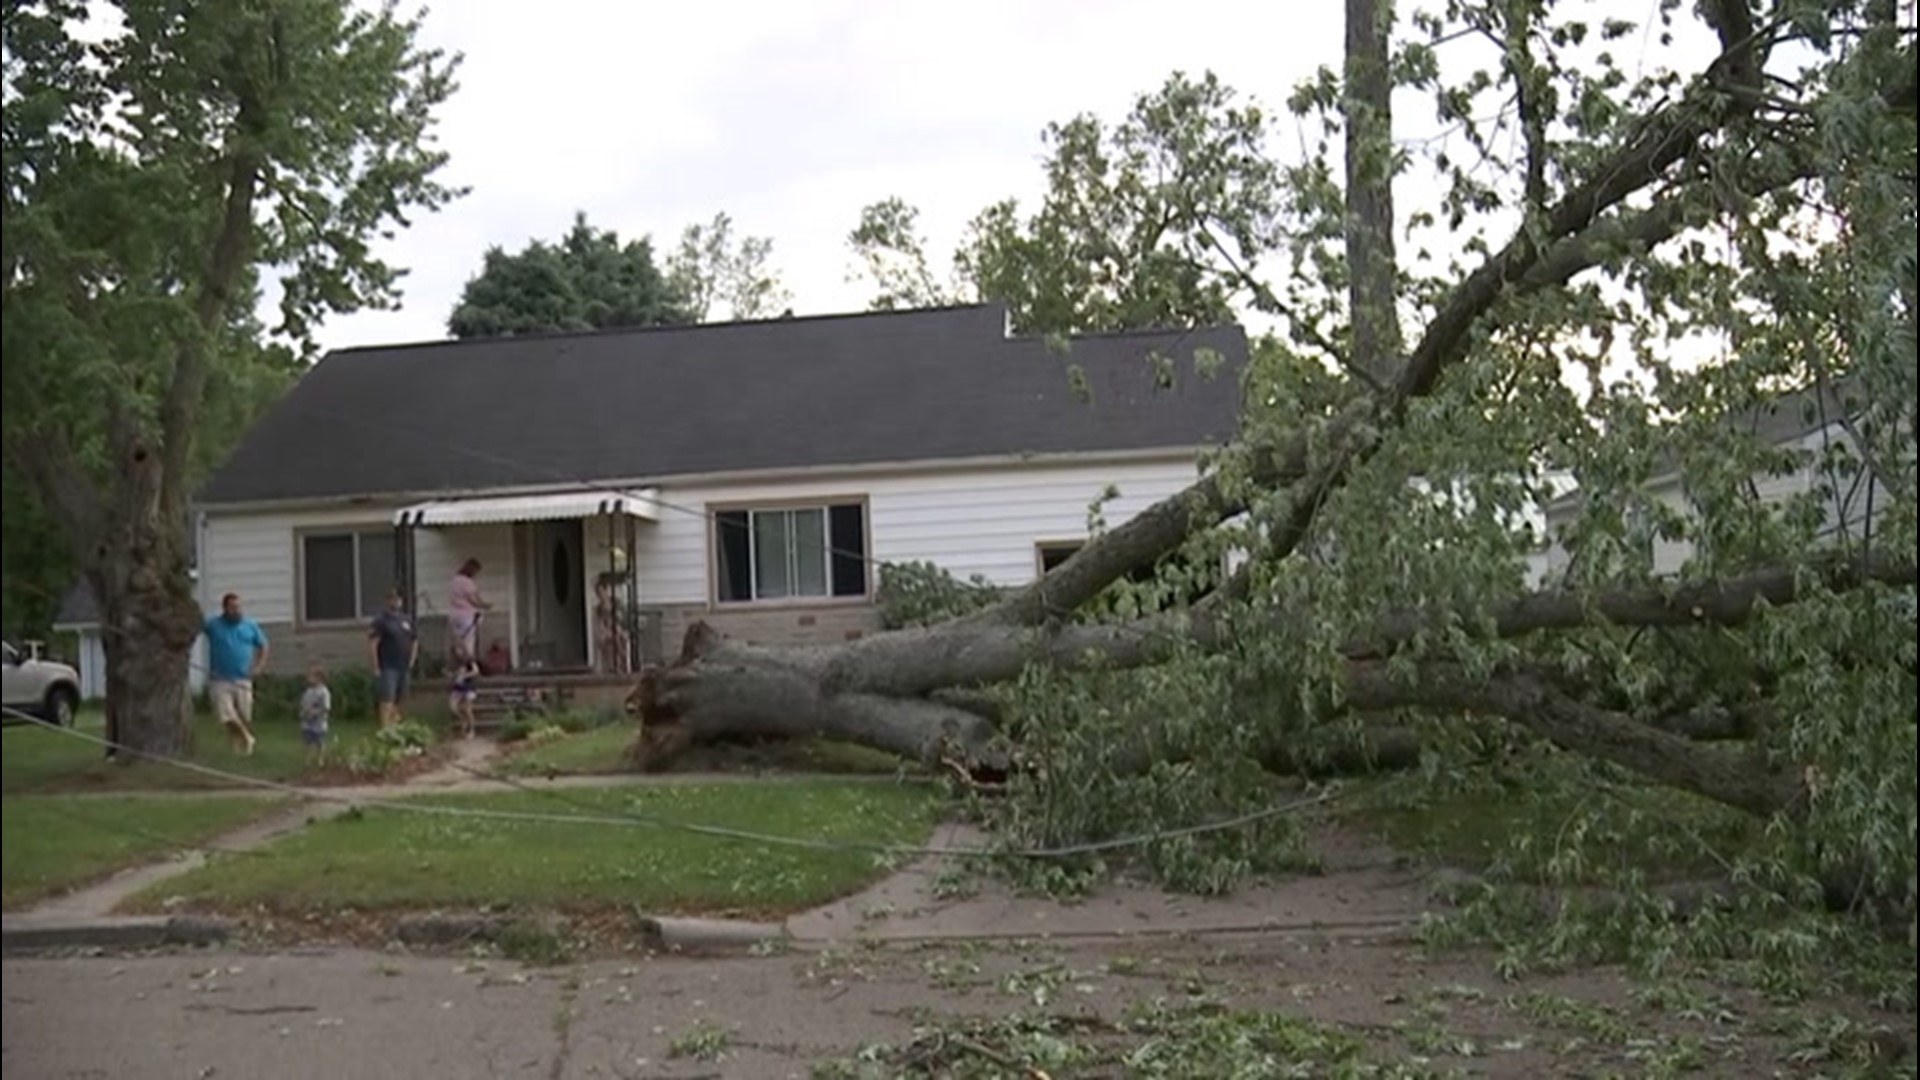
[
  {"left": 85, "top": 450, "right": 203, "bottom": 758},
  {"left": 96, "top": 598, "right": 199, "bottom": 760},
  {"left": 1344, "top": 0, "right": 1401, "bottom": 387}
]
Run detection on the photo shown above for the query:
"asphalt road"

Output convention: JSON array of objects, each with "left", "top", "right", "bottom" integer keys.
[{"left": 3, "top": 947, "right": 874, "bottom": 1079}]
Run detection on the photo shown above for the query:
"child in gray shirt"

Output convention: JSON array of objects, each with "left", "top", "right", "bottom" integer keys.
[{"left": 299, "top": 666, "right": 332, "bottom": 763}]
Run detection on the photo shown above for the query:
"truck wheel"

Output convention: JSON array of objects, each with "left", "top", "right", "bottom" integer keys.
[{"left": 45, "top": 686, "right": 79, "bottom": 727}]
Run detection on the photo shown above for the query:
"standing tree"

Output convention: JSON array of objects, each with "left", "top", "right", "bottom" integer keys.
[
  {"left": 446, "top": 211, "right": 691, "bottom": 338},
  {"left": 2, "top": 0, "right": 462, "bottom": 756},
  {"left": 846, "top": 196, "right": 961, "bottom": 311},
  {"left": 665, "top": 211, "right": 791, "bottom": 322},
  {"left": 958, "top": 70, "right": 1287, "bottom": 337},
  {"left": 653, "top": 0, "right": 1915, "bottom": 925}
]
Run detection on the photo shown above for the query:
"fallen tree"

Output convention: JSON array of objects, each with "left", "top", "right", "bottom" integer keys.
[
  {"left": 632, "top": 1, "right": 1915, "bottom": 914},
  {"left": 635, "top": 553, "right": 1911, "bottom": 804}
]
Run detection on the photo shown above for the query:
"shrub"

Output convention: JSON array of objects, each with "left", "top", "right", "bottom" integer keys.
[
  {"left": 250, "top": 670, "right": 379, "bottom": 724},
  {"left": 341, "top": 719, "right": 436, "bottom": 776},
  {"left": 552, "top": 710, "right": 600, "bottom": 734},
  {"left": 524, "top": 723, "right": 569, "bottom": 746}
]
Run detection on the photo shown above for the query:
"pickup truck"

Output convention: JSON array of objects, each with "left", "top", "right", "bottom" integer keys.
[{"left": 2, "top": 640, "right": 82, "bottom": 727}]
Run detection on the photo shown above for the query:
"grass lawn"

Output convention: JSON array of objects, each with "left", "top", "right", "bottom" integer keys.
[
  {"left": 2, "top": 794, "right": 288, "bottom": 910},
  {"left": 2, "top": 708, "right": 383, "bottom": 794},
  {"left": 495, "top": 722, "right": 915, "bottom": 778},
  {"left": 493, "top": 724, "right": 634, "bottom": 776},
  {"left": 128, "top": 779, "right": 944, "bottom": 917}
]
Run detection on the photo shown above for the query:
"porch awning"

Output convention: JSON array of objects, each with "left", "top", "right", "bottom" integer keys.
[{"left": 393, "top": 490, "right": 662, "bottom": 527}]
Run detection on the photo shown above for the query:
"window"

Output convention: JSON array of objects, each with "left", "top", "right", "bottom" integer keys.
[
  {"left": 714, "top": 502, "right": 868, "bottom": 603},
  {"left": 301, "top": 529, "right": 396, "bottom": 623}
]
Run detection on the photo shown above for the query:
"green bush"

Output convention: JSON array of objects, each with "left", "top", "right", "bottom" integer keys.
[
  {"left": 250, "top": 670, "right": 379, "bottom": 724},
  {"left": 341, "top": 719, "right": 436, "bottom": 776},
  {"left": 524, "top": 722, "right": 569, "bottom": 746},
  {"left": 876, "top": 560, "right": 1002, "bottom": 629},
  {"left": 377, "top": 719, "right": 436, "bottom": 750}
]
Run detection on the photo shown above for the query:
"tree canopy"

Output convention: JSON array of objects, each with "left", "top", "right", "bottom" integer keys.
[
  {"left": 666, "top": 211, "right": 791, "bottom": 323},
  {"left": 2, "top": 0, "right": 462, "bottom": 753},
  {"left": 445, "top": 211, "right": 690, "bottom": 338},
  {"left": 445, "top": 210, "right": 791, "bottom": 337}
]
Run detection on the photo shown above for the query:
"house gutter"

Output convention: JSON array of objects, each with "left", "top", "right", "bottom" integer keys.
[{"left": 190, "top": 445, "right": 1213, "bottom": 516}]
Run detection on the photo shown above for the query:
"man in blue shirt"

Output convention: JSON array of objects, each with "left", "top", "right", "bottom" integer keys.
[{"left": 203, "top": 592, "right": 270, "bottom": 755}]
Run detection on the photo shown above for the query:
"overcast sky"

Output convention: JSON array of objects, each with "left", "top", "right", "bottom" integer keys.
[
  {"left": 307, "top": 0, "right": 1357, "bottom": 353},
  {"left": 304, "top": 0, "right": 1744, "bottom": 361}
]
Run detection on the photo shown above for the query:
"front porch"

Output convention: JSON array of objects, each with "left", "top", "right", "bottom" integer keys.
[{"left": 390, "top": 491, "right": 667, "bottom": 678}]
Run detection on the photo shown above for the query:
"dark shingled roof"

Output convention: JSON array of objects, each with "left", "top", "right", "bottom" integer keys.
[{"left": 197, "top": 304, "right": 1249, "bottom": 505}]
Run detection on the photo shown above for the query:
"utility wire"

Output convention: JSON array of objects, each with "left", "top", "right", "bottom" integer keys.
[
  {"left": 2, "top": 705, "right": 1336, "bottom": 861},
  {"left": 16, "top": 787, "right": 279, "bottom": 861}
]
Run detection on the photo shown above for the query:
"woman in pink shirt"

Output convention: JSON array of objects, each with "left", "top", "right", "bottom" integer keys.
[{"left": 448, "top": 557, "right": 492, "bottom": 662}]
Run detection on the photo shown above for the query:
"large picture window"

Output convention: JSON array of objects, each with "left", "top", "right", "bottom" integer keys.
[
  {"left": 714, "top": 502, "right": 868, "bottom": 603},
  {"left": 301, "top": 529, "right": 396, "bottom": 622}
]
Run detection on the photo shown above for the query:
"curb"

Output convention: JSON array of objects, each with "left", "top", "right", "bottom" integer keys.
[
  {"left": 386, "top": 911, "right": 789, "bottom": 955},
  {"left": 2, "top": 915, "right": 232, "bottom": 954},
  {"left": 639, "top": 915, "right": 789, "bottom": 954}
]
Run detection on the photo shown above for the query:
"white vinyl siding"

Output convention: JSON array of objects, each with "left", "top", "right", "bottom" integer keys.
[
  {"left": 590, "top": 455, "right": 1204, "bottom": 606},
  {"left": 201, "top": 453, "right": 1207, "bottom": 622}
]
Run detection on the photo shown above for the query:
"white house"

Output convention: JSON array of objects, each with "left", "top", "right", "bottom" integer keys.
[
  {"left": 1536, "top": 377, "right": 1900, "bottom": 581},
  {"left": 189, "top": 304, "right": 1248, "bottom": 677}
]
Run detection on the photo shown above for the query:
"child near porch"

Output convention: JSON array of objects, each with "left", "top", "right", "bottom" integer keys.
[
  {"left": 448, "top": 654, "right": 480, "bottom": 739},
  {"left": 298, "top": 665, "right": 332, "bottom": 765}
]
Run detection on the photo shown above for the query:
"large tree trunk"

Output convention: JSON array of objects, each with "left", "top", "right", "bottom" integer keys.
[
  {"left": 97, "top": 599, "right": 199, "bottom": 760},
  {"left": 629, "top": 624, "right": 1005, "bottom": 772},
  {"left": 85, "top": 448, "right": 205, "bottom": 759}
]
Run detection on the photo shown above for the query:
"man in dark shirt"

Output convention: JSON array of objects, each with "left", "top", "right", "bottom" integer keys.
[{"left": 368, "top": 588, "right": 420, "bottom": 728}]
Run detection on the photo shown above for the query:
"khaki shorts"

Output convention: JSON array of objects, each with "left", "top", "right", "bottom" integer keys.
[{"left": 209, "top": 679, "right": 254, "bottom": 726}]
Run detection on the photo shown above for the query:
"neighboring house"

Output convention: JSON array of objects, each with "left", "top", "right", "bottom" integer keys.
[
  {"left": 1537, "top": 377, "right": 1900, "bottom": 581},
  {"left": 51, "top": 580, "right": 209, "bottom": 702},
  {"left": 192, "top": 303, "right": 1248, "bottom": 676}
]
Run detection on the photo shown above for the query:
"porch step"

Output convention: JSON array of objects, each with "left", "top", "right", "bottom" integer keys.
[{"left": 407, "top": 670, "right": 635, "bottom": 726}]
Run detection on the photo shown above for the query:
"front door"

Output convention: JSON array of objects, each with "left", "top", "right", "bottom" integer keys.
[{"left": 526, "top": 519, "right": 589, "bottom": 669}]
